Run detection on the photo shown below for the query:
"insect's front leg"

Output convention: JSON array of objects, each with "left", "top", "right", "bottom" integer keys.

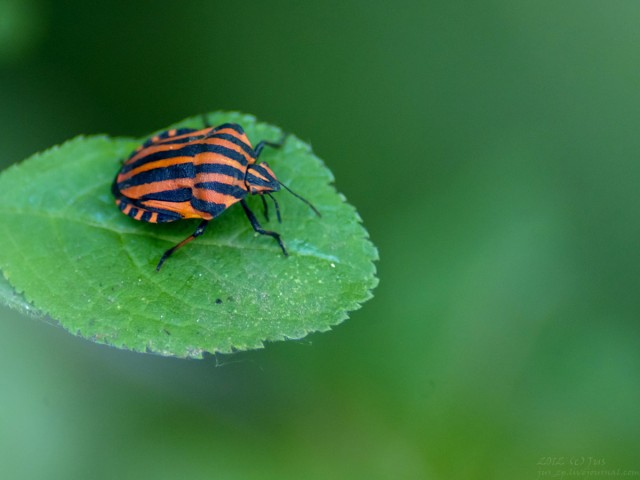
[
  {"left": 254, "top": 132, "right": 290, "bottom": 159},
  {"left": 240, "top": 200, "right": 287, "bottom": 256}
]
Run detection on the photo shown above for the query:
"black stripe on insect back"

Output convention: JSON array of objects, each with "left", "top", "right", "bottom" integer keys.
[
  {"left": 190, "top": 143, "right": 251, "bottom": 166},
  {"left": 121, "top": 144, "right": 200, "bottom": 174},
  {"left": 190, "top": 198, "right": 228, "bottom": 218},
  {"left": 194, "top": 182, "right": 247, "bottom": 199},
  {"left": 121, "top": 143, "right": 250, "bottom": 174},
  {"left": 209, "top": 133, "right": 255, "bottom": 158},
  {"left": 118, "top": 163, "right": 196, "bottom": 189},
  {"left": 139, "top": 187, "right": 192, "bottom": 202},
  {"left": 195, "top": 162, "right": 245, "bottom": 179}
]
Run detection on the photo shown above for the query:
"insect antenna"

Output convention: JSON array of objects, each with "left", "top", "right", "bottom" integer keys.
[{"left": 278, "top": 181, "right": 321, "bottom": 217}]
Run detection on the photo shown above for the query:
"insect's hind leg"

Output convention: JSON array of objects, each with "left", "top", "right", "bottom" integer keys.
[
  {"left": 156, "top": 220, "right": 209, "bottom": 271},
  {"left": 240, "top": 200, "right": 287, "bottom": 256}
]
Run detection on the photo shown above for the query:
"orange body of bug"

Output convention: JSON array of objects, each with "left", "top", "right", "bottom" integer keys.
[{"left": 112, "top": 122, "right": 319, "bottom": 270}]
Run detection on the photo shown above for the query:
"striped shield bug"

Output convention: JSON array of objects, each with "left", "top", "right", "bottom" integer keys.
[{"left": 111, "top": 120, "right": 320, "bottom": 271}]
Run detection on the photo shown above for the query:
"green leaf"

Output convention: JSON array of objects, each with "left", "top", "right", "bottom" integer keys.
[{"left": 0, "top": 112, "right": 378, "bottom": 357}]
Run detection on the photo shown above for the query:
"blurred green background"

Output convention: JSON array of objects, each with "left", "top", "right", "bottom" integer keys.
[{"left": 1, "top": 0, "right": 638, "bottom": 478}]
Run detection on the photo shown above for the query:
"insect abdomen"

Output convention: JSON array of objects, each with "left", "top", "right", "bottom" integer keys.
[{"left": 115, "top": 197, "right": 183, "bottom": 223}]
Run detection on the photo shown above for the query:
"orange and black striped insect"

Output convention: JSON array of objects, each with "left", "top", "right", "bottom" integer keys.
[{"left": 111, "top": 120, "right": 320, "bottom": 271}]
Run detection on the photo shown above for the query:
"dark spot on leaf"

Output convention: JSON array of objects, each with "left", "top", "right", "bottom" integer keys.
[
  {"left": 215, "top": 298, "right": 222, "bottom": 304},
  {"left": 163, "top": 329, "right": 171, "bottom": 336}
]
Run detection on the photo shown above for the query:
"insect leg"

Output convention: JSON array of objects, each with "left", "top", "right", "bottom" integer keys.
[
  {"left": 156, "top": 220, "right": 209, "bottom": 271},
  {"left": 266, "top": 193, "right": 282, "bottom": 223},
  {"left": 240, "top": 200, "right": 288, "bottom": 256},
  {"left": 254, "top": 132, "right": 290, "bottom": 158},
  {"left": 260, "top": 195, "right": 270, "bottom": 222}
]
